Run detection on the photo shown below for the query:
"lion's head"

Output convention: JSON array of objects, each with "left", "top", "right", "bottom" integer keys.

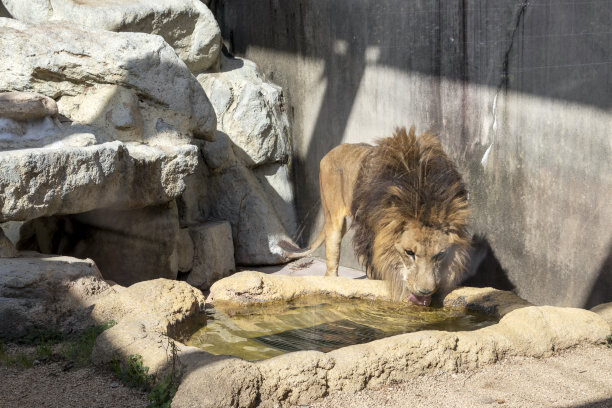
[{"left": 351, "top": 126, "right": 470, "bottom": 305}]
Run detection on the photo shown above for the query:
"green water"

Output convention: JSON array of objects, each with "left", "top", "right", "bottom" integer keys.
[{"left": 181, "top": 298, "right": 497, "bottom": 361}]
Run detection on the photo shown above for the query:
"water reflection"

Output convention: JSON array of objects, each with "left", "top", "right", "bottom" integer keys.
[{"left": 185, "top": 298, "right": 497, "bottom": 361}]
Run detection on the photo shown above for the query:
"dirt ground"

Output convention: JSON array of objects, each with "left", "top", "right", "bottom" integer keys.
[{"left": 0, "top": 344, "right": 610, "bottom": 408}]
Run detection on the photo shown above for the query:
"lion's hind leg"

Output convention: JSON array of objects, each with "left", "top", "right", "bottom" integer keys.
[{"left": 323, "top": 214, "right": 346, "bottom": 277}]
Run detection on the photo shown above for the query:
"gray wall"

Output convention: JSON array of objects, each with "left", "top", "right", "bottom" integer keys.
[{"left": 212, "top": 0, "right": 612, "bottom": 307}]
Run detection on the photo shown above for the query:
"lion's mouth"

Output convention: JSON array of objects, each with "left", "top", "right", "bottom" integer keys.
[{"left": 408, "top": 293, "right": 432, "bottom": 306}]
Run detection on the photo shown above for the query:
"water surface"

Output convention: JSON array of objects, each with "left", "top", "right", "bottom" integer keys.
[{"left": 182, "top": 298, "right": 497, "bottom": 361}]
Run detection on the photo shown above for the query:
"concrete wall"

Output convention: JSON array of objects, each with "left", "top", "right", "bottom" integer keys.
[{"left": 212, "top": 0, "right": 612, "bottom": 307}]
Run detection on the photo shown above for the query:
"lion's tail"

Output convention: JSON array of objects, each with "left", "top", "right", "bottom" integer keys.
[{"left": 278, "top": 228, "right": 326, "bottom": 260}]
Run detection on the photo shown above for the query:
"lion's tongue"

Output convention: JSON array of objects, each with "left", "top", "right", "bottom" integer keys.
[{"left": 408, "top": 293, "right": 432, "bottom": 306}]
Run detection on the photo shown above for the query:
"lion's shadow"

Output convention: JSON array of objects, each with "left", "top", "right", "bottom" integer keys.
[{"left": 461, "top": 235, "right": 516, "bottom": 292}]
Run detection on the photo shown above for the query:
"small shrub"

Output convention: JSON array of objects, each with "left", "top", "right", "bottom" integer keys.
[
  {"left": 112, "top": 354, "right": 154, "bottom": 390},
  {"left": 61, "top": 321, "right": 116, "bottom": 366},
  {"left": 34, "top": 343, "right": 53, "bottom": 362},
  {"left": 147, "top": 374, "right": 178, "bottom": 408},
  {"left": 147, "top": 339, "right": 180, "bottom": 408},
  {"left": 606, "top": 334, "right": 611, "bottom": 348}
]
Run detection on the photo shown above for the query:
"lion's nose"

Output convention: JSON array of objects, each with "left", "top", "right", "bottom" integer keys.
[{"left": 415, "top": 288, "right": 433, "bottom": 296}]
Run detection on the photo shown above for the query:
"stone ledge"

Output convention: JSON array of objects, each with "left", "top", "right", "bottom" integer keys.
[{"left": 0, "top": 141, "right": 198, "bottom": 222}]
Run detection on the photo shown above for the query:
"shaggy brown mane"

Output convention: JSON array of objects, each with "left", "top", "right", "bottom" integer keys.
[{"left": 351, "top": 126, "right": 470, "bottom": 297}]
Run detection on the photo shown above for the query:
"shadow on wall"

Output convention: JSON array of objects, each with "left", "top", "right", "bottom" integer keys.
[
  {"left": 462, "top": 235, "right": 516, "bottom": 292},
  {"left": 584, "top": 242, "right": 612, "bottom": 309},
  {"left": 213, "top": 0, "right": 611, "bottom": 242},
  {"left": 212, "top": 0, "right": 612, "bottom": 306}
]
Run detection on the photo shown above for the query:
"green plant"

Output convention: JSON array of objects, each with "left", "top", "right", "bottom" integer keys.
[
  {"left": 6, "top": 326, "right": 64, "bottom": 346},
  {"left": 113, "top": 354, "right": 154, "bottom": 390},
  {"left": 606, "top": 334, "right": 611, "bottom": 348},
  {"left": 146, "top": 339, "right": 181, "bottom": 408},
  {"left": 147, "top": 374, "right": 178, "bottom": 408},
  {"left": 61, "top": 321, "right": 116, "bottom": 366},
  {"left": 34, "top": 343, "right": 53, "bottom": 361}
]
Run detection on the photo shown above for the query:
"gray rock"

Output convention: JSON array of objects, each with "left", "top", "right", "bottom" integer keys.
[
  {"left": 2, "top": 0, "right": 221, "bottom": 73},
  {"left": 177, "top": 228, "right": 195, "bottom": 273},
  {"left": 0, "top": 227, "right": 17, "bottom": 258},
  {"left": 0, "top": 141, "right": 198, "bottom": 222},
  {"left": 186, "top": 221, "right": 235, "bottom": 290},
  {"left": 208, "top": 162, "right": 296, "bottom": 265},
  {"left": 0, "top": 91, "right": 57, "bottom": 120},
  {"left": 198, "top": 56, "right": 290, "bottom": 166},
  {"left": 0, "top": 254, "right": 113, "bottom": 337},
  {"left": 0, "top": 17, "right": 216, "bottom": 140}
]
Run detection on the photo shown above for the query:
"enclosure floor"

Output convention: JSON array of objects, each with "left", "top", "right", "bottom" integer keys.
[{"left": 239, "top": 257, "right": 367, "bottom": 279}]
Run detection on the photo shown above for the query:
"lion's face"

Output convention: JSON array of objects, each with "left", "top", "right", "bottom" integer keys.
[
  {"left": 373, "top": 219, "right": 461, "bottom": 306},
  {"left": 393, "top": 222, "right": 454, "bottom": 305}
]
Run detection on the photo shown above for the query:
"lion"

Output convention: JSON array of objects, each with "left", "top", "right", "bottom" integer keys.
[{"left": 280, "top": 126, "right": 471, "bottom": 305}]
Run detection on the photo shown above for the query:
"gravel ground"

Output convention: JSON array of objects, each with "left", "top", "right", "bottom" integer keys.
[
  {"left": 1, "top": 344, "right": 611, "bottom": 407},
  {"left": 0, "top": 355, "right": 148, "bottom": 408}
]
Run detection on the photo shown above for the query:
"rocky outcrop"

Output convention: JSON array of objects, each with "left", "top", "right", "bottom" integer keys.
[
  {"left": 0, "top": 141, "right": 198, "bottom": 222},
  {"left": 207, "top": 271, "right": 391, "bottom": 305},
  {"left": 198, "top": 56, "right": 298, "bottom": 262},
  {"left": 198, "top": 56, "right": 291, "bottom": 167},
  {"left": 0, "top": 1, "right": 298, "bottom": 290},
  {"left": 91, "top": 278, "right": 206, "bottom": 377},
  {"left": 0, "top": 18, "right": 216, "bottom": 141},
  {"left": 1, "top": 0, "right": 222, "bottom": 73}
]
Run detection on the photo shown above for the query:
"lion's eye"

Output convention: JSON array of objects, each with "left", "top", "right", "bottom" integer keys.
[
  {"left": 405, "top": 249, "right": 415, "bottom": 259},
  {"left": 433, "top": 251, "right": 446, "bottom": 261}
]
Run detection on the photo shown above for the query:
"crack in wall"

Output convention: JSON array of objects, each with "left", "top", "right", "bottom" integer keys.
[{"left": 481, "top": 1, "right": 529, "bottom": 167}]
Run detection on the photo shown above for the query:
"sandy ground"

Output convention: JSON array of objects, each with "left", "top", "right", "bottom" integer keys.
[{"left": 0, "top": 360, "right": 148, "bottom": 408}]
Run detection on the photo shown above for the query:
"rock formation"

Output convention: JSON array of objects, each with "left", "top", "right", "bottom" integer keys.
[{"left": 0, "top": 0, "right": 298, "bottom": 293}]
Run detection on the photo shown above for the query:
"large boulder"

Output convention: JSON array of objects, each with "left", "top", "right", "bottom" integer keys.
[
  {"left": 91, "top": 278, "right": 206, "bottom": 377},
  {"left": 0, "top": 254, "right": 113, "bottom": 337},
  {"left": 197, "top": 55, "right": 298, "bottom": 264},
  {"left": 198, "top": 56, "right": 291, "bottom": 167},
  {"left": 0, "top": 18, "right": 216, "bottom": 141},
  {"left": 0, "top": 141, "right": 198, "bottom": 222},
  {"left": 1, "top": 0, "right": 221, "bottom": 73},
  {"left": 207, "top": 160, "right": 296, "bottom": 265},
  {"left": 179, "top": 133, "right": 297, "bottom": 265}
]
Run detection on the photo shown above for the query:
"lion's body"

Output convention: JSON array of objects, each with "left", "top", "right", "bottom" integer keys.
[{"left": 281, "top": 127, "right": 470, "bottom": 304}]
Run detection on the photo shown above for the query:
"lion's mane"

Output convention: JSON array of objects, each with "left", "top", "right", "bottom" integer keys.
[{"left": 350, "top": 127, "right": 471, "bottom": 298}]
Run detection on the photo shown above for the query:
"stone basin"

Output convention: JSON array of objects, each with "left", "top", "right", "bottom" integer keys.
[{"left": 165, "top": 271, "right": 610, "bottom": 407}]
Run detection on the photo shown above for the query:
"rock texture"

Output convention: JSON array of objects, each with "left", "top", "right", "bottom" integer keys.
[
  {"left": 207, "top": 271, "right": 392, "bottom": 305},
  {"left": 197, "top": 55, "right": 299, "bottom": 265},
  {"left": 91, "top": 278, "right": 206, "bottom": 378},
  {"left": 173, "top": 277, "right": 611, "bottom": 408},
  {"left": 0, "top": 254, "right": 113, "bottom": 337},
  {"left": 0, "top": 91, "right": 58, "bottom": 120},
  {"left": 0, "top": 141, "right": 198, "bottom": 222},
  {"left": 0, "top": 228, "right": 17, "bottom": 258},
  {"left": 591, "top": 302, "right": 612, "bottom": 328},
  {"left": 64, "top": 204, "right": 180, "bottom": 286},
  {"left": 198, "top": 56, "right": 291, "bottom": 167},
  {"left": 1, "top": 0, "right": 222, "bottom": 73},
  {"left": 0, "top": 18, "right": 216, "bottom": 141},
  {"left": 186, "top": 222, "right": 235, "bottom": 290}
]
